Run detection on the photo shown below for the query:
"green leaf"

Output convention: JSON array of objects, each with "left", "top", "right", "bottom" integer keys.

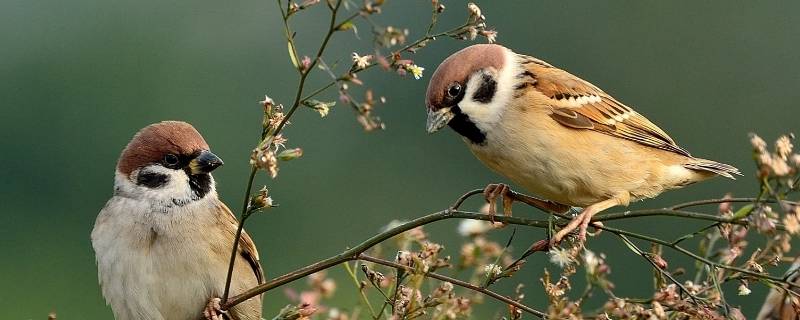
[
  {"left": 336, "top": 21, "right": 355, "bottom": 31},
  {"left": 732, "top": 204, "right": 754, "bottom": 220},
  {"left": 287, "top": 42, "right": 299, "bottom": 69}
]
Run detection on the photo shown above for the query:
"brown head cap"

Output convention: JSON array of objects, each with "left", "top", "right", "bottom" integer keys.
[
  {"left": 117, "top": 121, "right": 209, "bottom": 176},
  {"left": 425, "top": 44, "right": 507, "bottom": 111}
]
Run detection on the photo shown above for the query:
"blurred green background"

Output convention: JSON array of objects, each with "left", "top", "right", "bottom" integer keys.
[{"left": 2, "top": 0, "right": 799, "bottom": 318}]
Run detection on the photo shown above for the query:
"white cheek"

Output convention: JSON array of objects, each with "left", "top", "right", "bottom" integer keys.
[{"left": 457, "top": 48, "right": 521, "bottom": 134}]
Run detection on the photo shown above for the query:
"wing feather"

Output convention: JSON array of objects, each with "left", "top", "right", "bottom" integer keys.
[
  {"left": 521, "top": 56, "right": 691, "bottom": 156},
  {"left": 218, "top": 202, "right": 264, "bottom": 285}
]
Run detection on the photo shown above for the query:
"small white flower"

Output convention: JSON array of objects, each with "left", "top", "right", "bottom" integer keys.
[
  {"left": 482, "top": 30, "right": 498, "bottom": 43},
  {"left": 316, "top": 105, "right": 329, "bottom": 117},
  {"left": 396, "top": 251, "right": 413, "bottom": 266},
  {"left": 549, "top": 247, "right": 575, "bottom": 268},
  {"left": 406, "top": 64, "right": 425, "bottom": 79},
  {"left": 467, "top": 2, "right": 481, "bottom": 17},
  {"left": 483, "top": 264, "right": 502, "bottom": 277},
  {"left": 776, "top": 135, "right": 793, "bottom": 159},
  {"left": 351, "top": 52, "right": 372, "bottom": 70},
  {"left": 328, "top": 308, "right": 341, "bottom": 318},
  {"left": 465, "top": 26, "right": 478, "bottom": 40},
  {"left": 457, "top": 219, "right": 492, "bottom": 237},
  {"left": 259, "top": 95, "right": 274, "bottom": 107},
  {"left": 738, "top": 284, "right": 751, "bottom": 296},
  {"left": 750, "top": 133, "right": 767, "bottom": 153},
  {"left": 583, "top": 249, "right": 599, "bottom": 274}
]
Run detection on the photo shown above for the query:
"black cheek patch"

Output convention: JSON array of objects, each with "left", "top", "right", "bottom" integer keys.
[
  {"left": 448, "top": 106, "right": 487, "bottom": 145},
  {"left": 471, "top": 73, "right": 497, "bottom": 103},
  {"left": 188, "top": 173, "right": 212, "bottom": 199},
  {"left": 137, "top": 172, "right": 169, "bottom": 189}
]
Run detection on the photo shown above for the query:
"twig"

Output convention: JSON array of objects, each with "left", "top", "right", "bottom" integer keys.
[
  {"left": 222, "top": 189, "right": 800, "bottom": 314},
  {"left": 449, "top": 189, "right": 483, "bottom": 210},
  {"left": 224, "top": 207, "right": 551, "bottom": 308},
  {"left": 617, "top": 234, "right": 705, "bottom": 305},
  {"left": 595, "top": 208, "right": 787, "bottom": 231},
  {"left": 358, "top": 255, "right": 547, "bottom": 318},
  {"left": 221, "top": 167, "right": 257, "bottom": 302},
  {"left": 343, "top": 261, "right": 379, "bottom": 319}
]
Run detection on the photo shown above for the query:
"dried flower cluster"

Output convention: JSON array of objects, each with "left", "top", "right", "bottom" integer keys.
[
  {"left": 349, "top": 223, "right": 490, "bottom": 320},
  {"left": 330, "top": 1, "right": 496, "bottom": 131},
  {"left": 752, "top": 133, "right": 800, "bottom": 181},
  {"left": 249, "top": 95, "right": 301, "bottom": 179},
  {"left": 252, "top": 0, "right": 498, "bottom": 182}
]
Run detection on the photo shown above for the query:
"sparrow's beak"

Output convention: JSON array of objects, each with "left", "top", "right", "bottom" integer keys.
[
  {"left": 426, "top": 107, "right": 455, "bottom": 134},
  {"left": 188, "top": 150, "right": 224, "bottom": 174}
]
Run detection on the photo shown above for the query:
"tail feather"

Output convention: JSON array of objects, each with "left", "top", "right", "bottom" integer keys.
[{"left": 683, "top": 158, "right": 741, "bottom": 180}]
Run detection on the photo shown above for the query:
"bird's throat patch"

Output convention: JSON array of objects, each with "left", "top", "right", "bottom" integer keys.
[
  {"left": 449, "top": 106, "right": 487, "bottom": 145},
  {"left": 188, "top": 173, "right": 212, "bottom": 199}
]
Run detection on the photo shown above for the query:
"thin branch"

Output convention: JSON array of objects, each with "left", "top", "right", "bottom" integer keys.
[
  {"left": 223, "top": 208, "right": 551, "bottom": 308},
  {"left": 599, "top": 224, "right": 800, "bottom": 290},
  {"left": 669, "top": 197, "right": 796, "bottom": 210},
  {"left": 358, "top": 255, "right": 547, "bottom": 318},
  {"left": 222, "top": 189, "right": 800, "bottom": 312},
  {"left": 616, "top": 234, "right": 705, "bottom": 305},
  {"left": 595, "top": 208, "right": 786, "bottom": 231},
  {"left": 221, "top": 167, "right": 257, "bottom": 302},
  {"left": 450, "top": 188, "right": 484, "bottom": 210},
  {"left": 343, "top": 262, "right": 379, "bottom": 319}
]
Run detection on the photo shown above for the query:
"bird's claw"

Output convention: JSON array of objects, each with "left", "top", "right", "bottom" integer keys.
[
  {"left": 549, "top": 214, "right": 604, "bottom": 248},
  {"left": 483, "top": 183, "right": 513, "bottom": 224},
  {"left": 203, "top": 297, "right": 227, "bottom": 320}
]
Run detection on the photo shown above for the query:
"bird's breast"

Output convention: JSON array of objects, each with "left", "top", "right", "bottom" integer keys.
[{"left": 92, "top": 196, "right": 231, "bottom": 320}]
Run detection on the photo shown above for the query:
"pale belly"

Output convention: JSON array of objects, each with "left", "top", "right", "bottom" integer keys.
[
  {"left": 470, "top": 142, "right": 600, "bottom": 206},
  {"left": 92, "top": 197, "right": 230, "bottom": 320},
  {"left": 94, "top": 226, "right": 225, "bottom": 320},
  {"left": 464, "top": 129, "right": 671, "bottom": 207}
]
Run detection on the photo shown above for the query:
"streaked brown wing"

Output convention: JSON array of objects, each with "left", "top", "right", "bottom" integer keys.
[
  {"left": 520, "top": 55, "right": 691, "bottom": 157},
  {"left": 218, "top": 202, "right": 264, "bottom": 285}
]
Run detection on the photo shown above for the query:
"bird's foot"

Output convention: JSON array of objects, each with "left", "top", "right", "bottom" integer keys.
[
  {"left": 549, "top": 210, "right": 604, "bottom": 248},
  {"left": 203, "top": 297, "right": 227, "bottom": 320},
  {"left": 483, "top": 183, "right": 514, "bottom": 224}
]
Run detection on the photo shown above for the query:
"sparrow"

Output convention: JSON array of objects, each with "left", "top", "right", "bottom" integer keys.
[
  {"left": 425, "top": 44, "right": 740, "bottom": 246},
  {"left": 91, "top": 121, "right": 263, "bottom": 320}
]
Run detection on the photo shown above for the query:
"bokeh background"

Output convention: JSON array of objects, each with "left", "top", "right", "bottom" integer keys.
[{"left": 2, "top": 0, "right": 799, "bottom": 318}]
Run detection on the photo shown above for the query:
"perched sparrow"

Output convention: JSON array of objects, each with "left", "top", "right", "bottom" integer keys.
[
  {"left": 91, "top": 121, "right": 263, "bottom": 320},
  {"left": 425, "top": 44, "right": 740, "bottom": 245}
]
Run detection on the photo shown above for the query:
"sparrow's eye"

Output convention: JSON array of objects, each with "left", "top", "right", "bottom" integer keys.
[
  {"left": 447, "top": 83, "right": 462, "bottom": 98},
  {"left": 163, "top": 154, "right": 180, "bottom": 167}
]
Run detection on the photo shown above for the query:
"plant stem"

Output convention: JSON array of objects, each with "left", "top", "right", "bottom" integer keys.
[
  {"left": 222, "top": 189, "right": 800, "bottom": 313},
  {"left": 221, "top": 166, "right": 258, "bottom": 302},
  {"left": 224, "top": 208, "right": 550, "bottom": 308},
  {"left": 343, "top": 261, "right": 379, "bottom": 319},
  {"left": 595, "top": 208, "right": 786, "bottom": 231}
]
